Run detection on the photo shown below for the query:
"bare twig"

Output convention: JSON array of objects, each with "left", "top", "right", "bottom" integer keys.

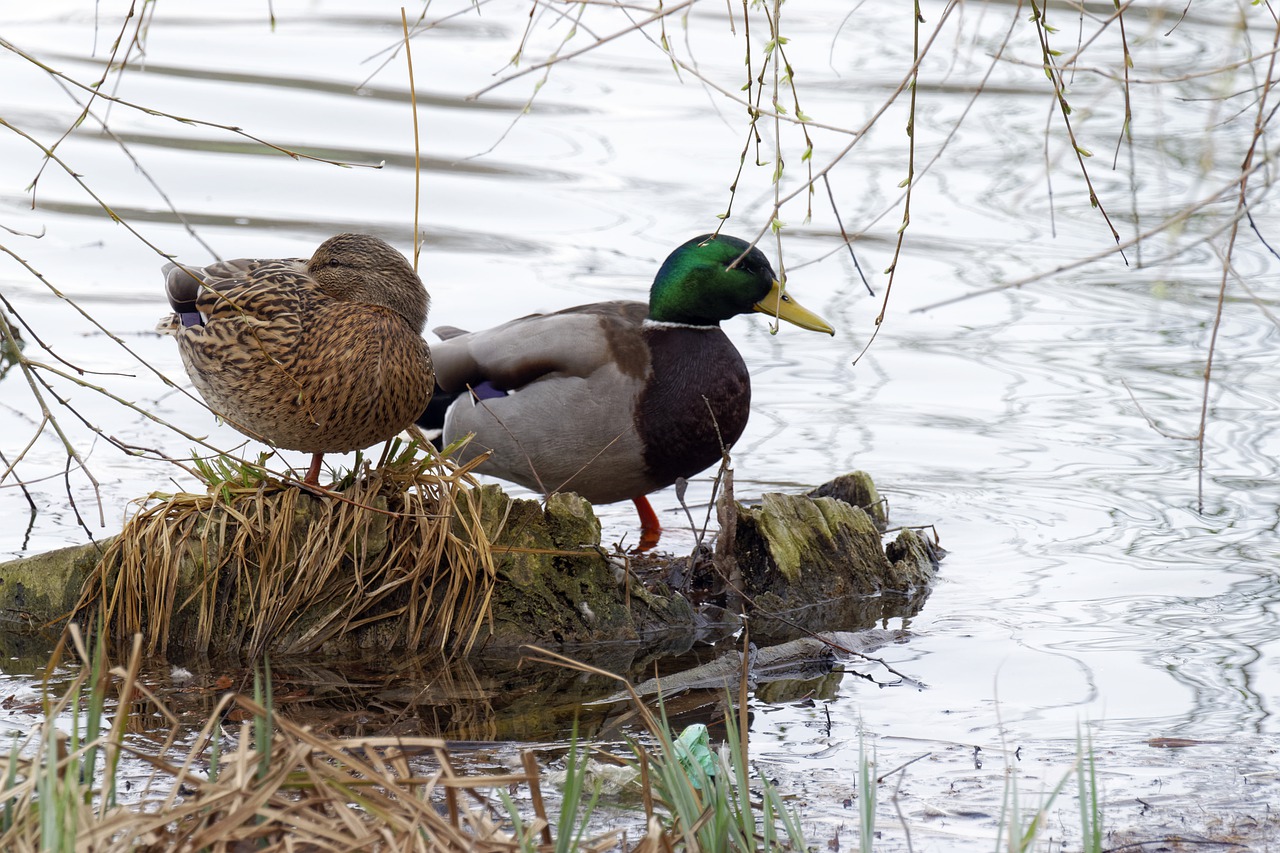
[
  {"left": 0, "top": 36, "right": 384, "bottom": 171},
  {"left": 1194, "top": 11, "right": 1280, "bottom": 510}
]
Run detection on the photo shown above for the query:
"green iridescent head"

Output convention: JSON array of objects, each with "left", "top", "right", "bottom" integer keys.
[
  {"left": 648, "top": 235, "right": 778, "bottom": 325},
  {"left": 648, "top": 235, "right": 835, "bottom": 335}
]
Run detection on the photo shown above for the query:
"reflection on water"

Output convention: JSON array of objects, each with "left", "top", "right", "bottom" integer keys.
[{"left": 3, "top": 0, "right": 1280, "bottom": 845}]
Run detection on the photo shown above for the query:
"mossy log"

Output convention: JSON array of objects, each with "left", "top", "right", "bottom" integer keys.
[{"left": 0, "top": 468, "right": 937, "bottom": 661}]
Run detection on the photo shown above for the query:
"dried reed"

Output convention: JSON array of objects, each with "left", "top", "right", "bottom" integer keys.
[
  {"left": 72, "top": 442, "right": 498, "bottom": 659},
  {"left": 0, "top": 629, "right": 627, "bottom": 852}
]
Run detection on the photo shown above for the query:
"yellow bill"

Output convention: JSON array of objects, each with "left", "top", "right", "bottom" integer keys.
[{"left": 752, "top": 279, "right": 835, "bottom": 335}]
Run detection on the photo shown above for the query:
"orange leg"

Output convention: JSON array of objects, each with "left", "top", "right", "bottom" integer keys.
[
  {"left": 632, "top": 496, "right": 662, "bottom": 551},
  {"left": 303, "top": 452, "right": 325, "bottom": 486}
]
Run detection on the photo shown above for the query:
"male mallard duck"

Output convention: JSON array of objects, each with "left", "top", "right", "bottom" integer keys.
[
  {"left": 158, "top": 233, "right": 433, "bottom": 485},
  {"left": 424, "top": 234, "right": 834, "bottom": 544}
]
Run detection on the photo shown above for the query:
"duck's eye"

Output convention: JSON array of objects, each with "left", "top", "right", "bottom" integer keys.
[{"left": 326, "top": 258, "right": 343, "bottom": 268}]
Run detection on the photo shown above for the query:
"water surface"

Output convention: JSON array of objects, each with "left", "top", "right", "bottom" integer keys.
[{"left": 2, "top": 1, "right": 1279, "bottom": 847}]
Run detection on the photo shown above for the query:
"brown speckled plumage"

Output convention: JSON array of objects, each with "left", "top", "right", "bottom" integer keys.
[{"left": 158, "top": 234, "right": 433, "bottom": 481}]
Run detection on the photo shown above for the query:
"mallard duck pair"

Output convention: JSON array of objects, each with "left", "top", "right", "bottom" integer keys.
[{"left": 161, "top": 234, "right": 833, "bottom": 544}]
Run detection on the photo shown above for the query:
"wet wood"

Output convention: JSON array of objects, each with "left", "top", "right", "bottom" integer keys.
[{"left": 0, "top": 470, "right": 938, "bottom": 662}]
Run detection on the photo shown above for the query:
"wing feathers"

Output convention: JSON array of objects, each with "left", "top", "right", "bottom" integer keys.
[{"left": 432, "top": 302, "right": 649, "bottom": 393}]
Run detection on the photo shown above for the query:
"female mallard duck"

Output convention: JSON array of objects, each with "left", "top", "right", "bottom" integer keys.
[
  {"left": 425, "top": 234, "right": 834, "bottom": 544},
  {"left": 158, "top": 233, "right": 433, "bottom": 486}
]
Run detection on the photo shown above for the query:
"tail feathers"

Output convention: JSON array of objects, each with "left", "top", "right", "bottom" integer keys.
[
  {"left": 163, "top": 262, "right": 206, "bottom": 316},
  {"left": 419, "top": 327, "right": 499, "bottom": 450},
  {"left": 432, "top": 325, "right": 470, "bottom": 341},
  {"left": 163, "top": 263, "right": 202, "bottom": 312}
]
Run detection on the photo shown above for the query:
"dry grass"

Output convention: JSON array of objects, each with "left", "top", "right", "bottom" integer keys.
[
  {"left": 0, "top": 629, "right": 806, "bottom": 853},
  {"left": 72, "top": 442, "right": 499, "bottom": 659},
  {"left": 0, "top": 631, "right": 639, "bottom": 853}
]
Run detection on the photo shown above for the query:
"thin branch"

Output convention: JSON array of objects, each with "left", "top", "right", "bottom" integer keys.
[
  {"left": 0, "top": 36, "right": 384, "bottom": 171},
  {"left": 1194, "top": 10, "right": 1280, "bottom": 510},
  {"left": 469, "top": 0, "right": 699, "bottom": 100},
  {"left": 1028, "top": 0, "right": 1126, "bottom": 259},
  {"left": 910, "top": 162, "right": 1268, "bottom": 313},
  {"left": 402, "top": 9, "right": 424, "bottom": 271},
  {"left": 28, "top": 0, "right": 142, "bottom": 203}
]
